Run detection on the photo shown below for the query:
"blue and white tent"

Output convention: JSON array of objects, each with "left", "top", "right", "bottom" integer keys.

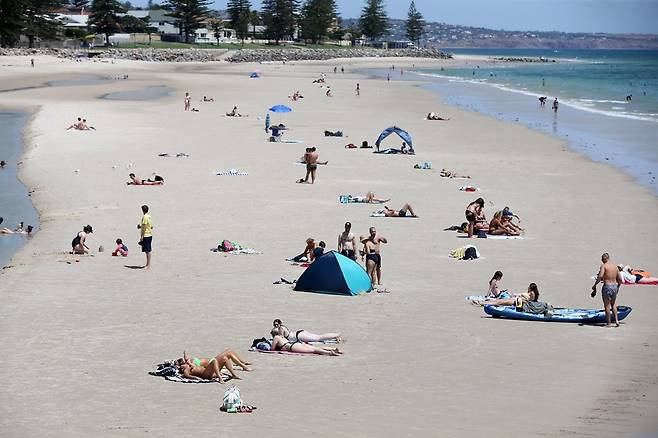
[
  {"left": 375, "top": 126, "right": 413, "bottom": 150},
  {"left": 294, "top": 251, "right": 372, "bottom": 296}
]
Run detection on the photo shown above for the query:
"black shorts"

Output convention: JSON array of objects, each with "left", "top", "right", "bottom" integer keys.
[
  {"left": 141, "top": 236, "right": 152, "bottom": 253},
  {"left": 341, "top": 249, "right": 356, "bottom": 260},
  {"left": 465, "top": 210, "right": 476, "bottom": 222},
  {"left": 366, "top": 253, "right": 381, "bottom": 267}
]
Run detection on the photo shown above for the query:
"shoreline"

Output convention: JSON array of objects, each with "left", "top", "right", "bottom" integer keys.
[{"left": 0, "top": 55, "right": 657, "bottom": 436}]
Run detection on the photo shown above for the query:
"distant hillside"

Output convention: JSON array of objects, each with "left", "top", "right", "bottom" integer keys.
[{"left": 341, "top": 18, "right": 658, "bottom": 49}]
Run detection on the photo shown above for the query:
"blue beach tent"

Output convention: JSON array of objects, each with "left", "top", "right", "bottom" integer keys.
[
  {"left": 375, "top": 126, "right": 413, "bottom": 149},
  {"left": 294, "top": 251, "right": 373, "bottom": 296}
]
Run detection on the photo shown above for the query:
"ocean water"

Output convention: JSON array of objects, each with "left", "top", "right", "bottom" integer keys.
[
  {"left": 407, "top": 49, "right": 658, "bottom": 194},
  {"left": 0, "top": 111, "right": 39, "bottom": 267}
]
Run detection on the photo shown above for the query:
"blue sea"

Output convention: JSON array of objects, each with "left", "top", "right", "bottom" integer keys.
[{"left": 409, "top": 49, "right": 658, "bottom": 194}]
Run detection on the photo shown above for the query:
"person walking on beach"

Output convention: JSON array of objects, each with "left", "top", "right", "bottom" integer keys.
[
  {"left": 138, "top": 204, "right": 153, "bottom": 270},
  {"left": 30, "top": 58, "right": 34, "bottom": 68},
  {"left": 184, "top": 92, "right": 191, "bottom": 111},
  {"left": 552, "top": 97, "right": 559, "bottom": 113},
  {"left": 356, "top": 83, "right": 360, "bottom": 96},
  {"left": 592, "top": 252, "right": 623, "bottom": 328},
  {"left": 338, "top": 222, "right": 357, "bottom": 260}
]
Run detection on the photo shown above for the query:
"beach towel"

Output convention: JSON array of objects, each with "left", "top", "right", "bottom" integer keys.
[
  {"left": 216, "top": 169, "right": 248, "bottom": 176},
  {"left": 339, "top": 195, "right": 385, "bottom": 204},
  {"left": 248, "top": 347, "right": 315, "bottom": 356},
  {"left": 280, "top": 139, "right": 304, "bottom": 144},
  {"left": 414, "top": 161, "right": 432, "bottom": 169},
  {"left": 370, "top": 209, "right": 418, "bottom": 217},
  {"left": 589, "top": 275, "right": 658, "bottom": 285},
  {"left": 485, "top": 235, "right": 524, "bottom": 240},
  {"left": 450, "top": 245, "right": 480, "bottom": 260},
  {"left": 158, "top": 152, "right": 189, "bottom": 158},
  {"left": 459, "top": 186, "right": 480, "bottom": 192},
  {"left": 149, "top": 361, "right": 232, "bottom": 383}
]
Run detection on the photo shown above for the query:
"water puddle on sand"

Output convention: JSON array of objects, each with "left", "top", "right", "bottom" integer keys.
[{"left": 99, "top": 85, "right": 174, "bottom": 101}]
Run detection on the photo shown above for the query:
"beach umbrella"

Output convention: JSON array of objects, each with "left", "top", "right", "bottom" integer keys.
[{"left": 268, "top": 105, "right": 292, "bottom": 124}]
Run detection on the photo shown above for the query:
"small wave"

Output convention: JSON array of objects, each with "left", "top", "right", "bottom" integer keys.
[{"left": 580, "top": 99, "right": 627, "bottom": 104}]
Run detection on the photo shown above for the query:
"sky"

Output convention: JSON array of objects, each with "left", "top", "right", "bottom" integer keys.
[{"left": 132, "top": 0, "right": 658, "bottom": 34}]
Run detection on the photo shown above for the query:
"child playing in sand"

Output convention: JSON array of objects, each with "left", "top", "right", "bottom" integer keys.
[{"left": 112, "top": 238, "right": 128, "bottom": 257}]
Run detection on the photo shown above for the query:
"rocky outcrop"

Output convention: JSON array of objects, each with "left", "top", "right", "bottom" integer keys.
[{"left": 1, "top": 46, "right": 451, "bottom": 63}]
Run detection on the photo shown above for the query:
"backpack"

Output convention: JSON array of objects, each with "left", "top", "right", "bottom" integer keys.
[
  {"left": 222, "top": 386, "right": 242, "bottom": 410},
  {"left": 149, "top": 361, "right": 178, "bottom": 377},
  {"left": 464, "top": 246, "right": 478, "bottom": 260},
  {"left": 219, "top": 240, "right": 235, "bottom": 252}
]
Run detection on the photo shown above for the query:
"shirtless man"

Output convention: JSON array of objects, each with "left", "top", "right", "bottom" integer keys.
[
  {"left": 337, "top": 222, "right": 357, "bottom": 260},
  {"left": 383, "top": 203, "right": 417, "bottom": 217},
  {"left": 592, "top": 252, "right": 623, "bottom": 328},
  {"left": 362, "top": 227, "right": 387, "bottom": 285},
  {"left": 300, "top": 147, "right": 325, "bottom": 184},
  {"left": 66, "top": 117, "right": 83, "bottom": 130}
]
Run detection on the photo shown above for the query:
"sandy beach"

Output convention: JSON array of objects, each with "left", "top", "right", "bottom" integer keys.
[{"left": 0, "top": 54, "right": 657, "bottom": 437}]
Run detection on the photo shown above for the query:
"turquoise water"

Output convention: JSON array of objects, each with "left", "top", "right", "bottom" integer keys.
[
  {"left": 403, "top": 49, "right": 658, "bottom": 194},
  {"left": 431, "top": 49, "right": 658, "bottom": 123},
  {"left": 0, "top": 111, "right": 39, "bottom": 267}
]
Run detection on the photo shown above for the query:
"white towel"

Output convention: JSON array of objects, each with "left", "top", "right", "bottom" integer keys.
[{"left": 216, "top": 169, "right": 248, "bottom": 176}]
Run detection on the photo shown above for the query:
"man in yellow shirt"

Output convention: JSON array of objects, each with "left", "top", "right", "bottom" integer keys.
[{"left": 139, "top": 204, "right": 153, "bottom": 270}]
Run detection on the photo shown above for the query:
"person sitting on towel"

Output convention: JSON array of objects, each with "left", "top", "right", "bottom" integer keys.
[
  {"left": 383, "top": 203, "right": 417, "bottom": 217},
  {"left": 473, "top": 282, "right": 540, "bottom": 307},
  {"left": 226, "top": 106, "right": 242, "bottom": 117},
  {"left": 488, "top": 211, "right": 520, "bottom": 236},
  {"left": 127, "top": 173, "right": 164, "bottom": 185}
]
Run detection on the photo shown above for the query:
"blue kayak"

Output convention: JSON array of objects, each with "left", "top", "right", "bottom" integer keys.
[{"left": 484, "top": 305, "right": 632, "bottom": 323}]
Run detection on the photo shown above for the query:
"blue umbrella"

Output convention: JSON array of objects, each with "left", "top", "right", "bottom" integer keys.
[
  {"left": 269, "top": 105, "right": 292, "bottom": 113},
  {"left": 268, "top": 105, "right": 292, "bottom": 125}
]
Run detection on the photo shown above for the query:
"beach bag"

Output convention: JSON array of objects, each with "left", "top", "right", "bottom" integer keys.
[
  {"left": 219, "top": 240, "right": 235, "bottom": 252},
  {"left": 339, "top": 195, "right": 350, "bottom": 203},
  {"left": 464, "top": 247, "right": 478, "bottom": 260},
  {"left": 222, "top": 386, "right": 242, "bottom": 410}
]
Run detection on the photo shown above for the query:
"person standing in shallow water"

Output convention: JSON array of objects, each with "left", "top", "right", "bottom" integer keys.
[
  {"left": 552, "top": 97, "right": 559, "bottom": 113},
  {"left": 139, "top": 204, "right": 153, "bottom": 270},
  {"left": 184, "top": 92, "right": 191, "bottom": 111}
]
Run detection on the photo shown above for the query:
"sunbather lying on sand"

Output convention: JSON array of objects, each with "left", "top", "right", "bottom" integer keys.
[
  {"left": 383, "top": 203, "right": 417, "bottom": 217},
  {"left": 350, "top": 192, "right": 390, "bottom": 203},
  {"left": 177, "top": 349, "right": 252, "bottom": 371},
  {"left": 202, "top": 96, "right": 214, "bottom": 102},
  {"left": 440, "top": 169, "right": 471, "bottom": 179},
  {"left": 426, "top": 112, "right": 450, "bottom": 121},
  {"left": 270, "top": 319, "right": 343, "bottom": 343},
  {"left": 176, "top": 355, "right": 242, "bottom": 382},
  {"left": 127, "top": 173, "right": 164, "bottom": 185},
  {"left": 264, "top": 335, "right": 343, "bottom": 355},
  {"left": 488, "top": 211, "right": 520, "bottom": 236},
  {"left": 618, "top": 265, "right": 658, "bottom": 284}
]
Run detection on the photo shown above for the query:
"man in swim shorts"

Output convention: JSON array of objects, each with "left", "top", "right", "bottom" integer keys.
[
  {"left": 366, "top": 227, "right": 387, "bottom": 283},
  {"left": 592, "top": 252, "right": 623, "bottom": 328},
  {"left": 301, "top": 147, "right": 325, "bottom": 184},
  {"left": 383, "top": 203, "right": 417, "bottom": 217},
  {"left": 338, "top": 222, "right": 357, "bottom": 260}
]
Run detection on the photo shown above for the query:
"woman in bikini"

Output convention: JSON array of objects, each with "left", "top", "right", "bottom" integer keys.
[
  {"left": 127, "top": 173, "right": 164, "bottom": 185},
  {"left": 488, "top": 211, "right": 520, "bottom": 236},
  {"left": 177, "top": 355, "right": 242, "bottom": 382},
  {"left": 178, "top": 349, "right": 252, "bottom": 371},
  {"left": 268, "top": 335, "right": 342, "bottom": 356},
  {"left": 474, "top": 283, "right": 539, "bottom": 306},
  {"left": 270, "top": 319, "right": 342, "bottom": 343},
  {"left": 71, "top": 225, "right": 93, "bottom": 254},
  {"left": 465, "top": 198, "right": 487, "bottom": 238}
]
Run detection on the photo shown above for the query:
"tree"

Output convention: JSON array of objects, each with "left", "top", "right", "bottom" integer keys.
[
  {"left": 358, "top": 0, "right": 388, "bottom": 41},
  {"left": 249, "top": 9, "right": 260, "bottom": 39},
  {"left": 261, "top": 0, "right": 298, "bottom": 44},
  {"left": 23, "top": 0, "right": 66, "bottom": 48},
  {"left": 299, "top": 0, "right": 336, "bottom": 44},
  {"left": 404, "top": 0, "right": 424, "bottom": 45},
  {"left": 0, "top": 0, "right": 25, "bottom": 47},
  {"left": 121, "top": 14, "right": 148, "bottom": 32},
  {"left": 164, "top": 0, "right": 211, "bottom": 43},
  {"left": 209, "top": 18, "right": 223, "bottom": 45},
  {"left": 226, "top": 0, "right": 251, "bottom": 42},
  {"left": 89, "top": 0, "right": 124, "bottom": 46},
  {"left": 70, "top": 0, "right": 90, "bottom": 9}
]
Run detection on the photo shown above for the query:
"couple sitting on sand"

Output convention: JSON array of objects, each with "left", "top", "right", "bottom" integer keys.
[
  {"left": 252, "top": 319, "right": 343, "bottom": 356},
  {"left": 127, "top": 173, "right": 164, "bottom": 186},
  {"left": 466, "top": 200, "right": 522, "bottom": 237},
  {"left": 473, "top": 272, "right": 549, "bottom": 310},
  {"left": 175, "top": 349, "right": 252, "bottom": 382},
  {"left": 66, "top": 117, "right": 95, "bottom": 131}
]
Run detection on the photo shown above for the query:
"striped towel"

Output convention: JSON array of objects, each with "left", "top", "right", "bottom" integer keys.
[{"left": 216, "top": 169, "right": 248, "bottom": 176}]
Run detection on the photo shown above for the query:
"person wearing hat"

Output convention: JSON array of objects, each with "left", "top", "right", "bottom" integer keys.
[
  {"left": 71, "top": 225, "right": 93, "bottom": 254},
  {"left": 500, "top": 207, "right": 523, "bottom": 233},
  {"left": 338, "top": 222, "right": 357, "bottom": 260}
]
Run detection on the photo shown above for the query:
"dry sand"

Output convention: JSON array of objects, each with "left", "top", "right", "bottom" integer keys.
[{"left": 0, "top": 54, "right": 657, "bottom": 437}]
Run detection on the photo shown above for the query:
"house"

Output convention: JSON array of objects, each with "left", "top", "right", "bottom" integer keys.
[{"left": 125, "top": 9, "right": 178, "bottom": 34}]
